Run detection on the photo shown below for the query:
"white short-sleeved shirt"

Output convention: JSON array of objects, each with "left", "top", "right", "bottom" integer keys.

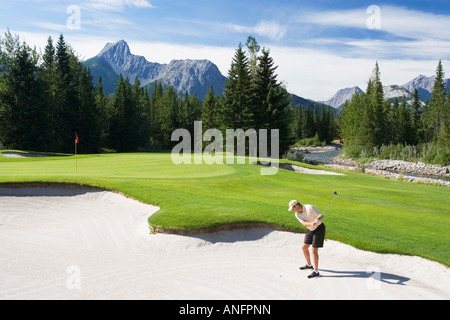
[{"left": 295, "top": 204, "right": 323, "bottom": 231}]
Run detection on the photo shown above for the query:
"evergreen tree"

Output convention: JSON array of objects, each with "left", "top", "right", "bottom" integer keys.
[
  {"left": 55, "top": 34, "right": 79, "bottom": 153},
  {"left": 149, "top": 82, "right": 164, "bottom": 148},
  {"left": 365, "top": 62, "right": 385, "bottom": 148},
  {"left": 158, "top": 86, "right": 178, "bottom": 149},
  {"left": 223, "top": 44, "right": 252, "bottom": 130},
  {"left": 132, "top": 77, "right": 150, "bottom": 148},
  {"left": 411, "top": 88, "right": 422, "bottom": 145},
  {"left": 77, "top": 66, "right": 101, "bottom": 153},
  {"left": 40, "top": 37, "right": 59, "bottom": 151},
  {"left": 291, "top": 106, "right": 302, "bottom": 140},
  {"left": 95, "top": 76, "right": 111, "bottom": 148},
  {"left": 317, "top": 105, "right": 336, "bottom": 144},
  {"left": 246, "top": 36, "right": 260, "bottom": 78},
  {"left": 139, "top": 86, "right": 152, "bottom": 149},
  {"left": 177, "top": 91, "right": 201, "bottom": 135},
  {"left": 396, "top": 96, "right": 413, "bottom": 145},
  {"left": 430, "top": 61, "right": 450, "bottom": 164},
  {"left": 0, "top": 32, "right": 47, "bottom": 150},
  {"left": 201, "top": 85, "right": 220, "bottom": 131},
  {"left": 109, "top": 75, "right": 139, "bottom": 152},
  {"left": 302, "top": 106, "right": 315, "bottom": 139},
  {"left": 339, "top": 91, "right": 367, "bottom": 158},
  {"left": 251, "top": 49, "right": 292, "bottom": 155},
  {"left": 424, "top": 60, "right": 447, "bottom": 142},
  {"left": 385, "top": 98, "right": 399, "bottom": 145}
]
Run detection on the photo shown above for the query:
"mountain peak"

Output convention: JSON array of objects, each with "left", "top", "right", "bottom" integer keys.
[
  {"left": 85, "top": 40, "right": 227, "bottom": 99},
  {"left": 98, "top": 40, "right": 131, "bottom": 58},
  {"left": 324, "top": 86, "right": 363, "bottom": 109}
]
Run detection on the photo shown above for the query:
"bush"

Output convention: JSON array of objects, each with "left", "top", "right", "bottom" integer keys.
[
  {"left": 293, "top": 133, "right": 326, "bottom": 148},
  {"left": 423, "top": 143, "right": 450, "bottom": 166},
  {"left": 285, "top": 149, "right": 304, "bottom": 162},
  {"left": 342, "top": 144, "right": 362, "bottom": 159},
  {"left": 344, "top": 142, "right": 450, "bottom": 166}
]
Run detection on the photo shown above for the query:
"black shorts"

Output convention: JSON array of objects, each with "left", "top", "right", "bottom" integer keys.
[{"left": 304, "top": 223, "right": 326, "bottom": 248}]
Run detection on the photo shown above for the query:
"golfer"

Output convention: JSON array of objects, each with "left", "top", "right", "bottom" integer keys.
[{"left": 288, "top": 200, "right": 325, "bottom": 279}]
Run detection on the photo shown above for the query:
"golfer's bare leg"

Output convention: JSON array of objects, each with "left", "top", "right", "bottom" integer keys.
[
  {"left": 302, "top": 243, "right": 312, "bottom": 266},
  {"left": 312, "top": 247, "right": 319, "bottom": 271}
]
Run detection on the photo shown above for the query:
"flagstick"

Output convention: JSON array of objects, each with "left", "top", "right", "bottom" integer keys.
[
  {"left": 75, "top": 144, "right": 77, "bottom": 173},
  {"left": 75, "top": 139, "right": 78, "bottom": 173}
]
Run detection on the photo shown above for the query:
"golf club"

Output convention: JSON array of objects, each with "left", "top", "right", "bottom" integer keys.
[{"left": 322, "top": 191, "right": 338, "bottom": 214}]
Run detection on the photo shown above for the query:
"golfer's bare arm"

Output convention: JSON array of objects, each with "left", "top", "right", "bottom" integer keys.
[
  {"left": 295, "top": 213, "right": 323, "bottom": 227},
  {"left": 300, "top": 221, "right": 314, "bottom": 227},
  {"left": 302, "top": 214, "right": 324, "bottom": 227}
]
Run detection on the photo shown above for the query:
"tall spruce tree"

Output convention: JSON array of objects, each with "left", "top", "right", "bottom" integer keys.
[
  {"left": 411, "top": 88, "right": 422, "bottom": 145},
  {"left": 109, "top": 75, "right": 139, "bottom": 152},
  {"left": 246, "top": 36, "right": 260, "bottom": 78},
  {"left": 95, "top": 76, "right": 111, "bottom": 148},
  {"left": 339, "top": 90, "right": 367, "bottom": 158},
  {"left": 429, "top": 61, "right": 450, "bottom": 164},
  {"left": 55, "top": 34, "right": 79, "bottom": 153},
  {"left": 396, "top": 96, "right": 413, "bottom": 145},
  {"left": 251, "top": 49, "right": 292, "bottom": 155},
  {"left": 365, "top": 62, "right": 385, "bottom": 148},
  {"left": 40, "top": 37, "right": 59, "bottom": 151},
  {"left": 77, "top": 65, "right": 101, "bottom": 153},
  {"left": 159, "top": 85, "right": 178, "bottom": 149},
  {"left": 0, "top": 32, "right": 47, "bottom": 150},
  {"left": 223, "top": 44, "right": 252, "bottom": 131},
  {"left": 201, "top": 85, "right": 220, "bottom": 131},
  {"left": 149, "top": 82, "right": 164, "bottom": 148},
  {"left": 424, "top": 60, "right": 447, "bottom": 142}
]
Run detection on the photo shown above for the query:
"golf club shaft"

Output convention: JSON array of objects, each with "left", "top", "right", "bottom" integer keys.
[{"left": 322, "top": 194, "right": 338, "bottom": 214}]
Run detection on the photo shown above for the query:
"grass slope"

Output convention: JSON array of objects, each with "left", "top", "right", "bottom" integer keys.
[{"left": 0, "top": 151, "right": 449, "bottom": 267}]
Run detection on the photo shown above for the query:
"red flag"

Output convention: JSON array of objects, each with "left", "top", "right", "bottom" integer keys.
[{"left": 75, "top": 133, "right": 79, "bottom": 145}]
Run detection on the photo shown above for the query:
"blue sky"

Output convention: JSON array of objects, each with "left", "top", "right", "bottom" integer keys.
[{"left": 1, "top": 0, "right": 450, "bottom": 100}]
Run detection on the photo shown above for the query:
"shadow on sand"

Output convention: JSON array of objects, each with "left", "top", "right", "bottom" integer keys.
[
  {"left": 192, "top": 227, "right": 276, "bottom": 244},
  {"left": 320, "top": 269, "right": 410, "bottom": 285},
  {"left": 0, "top": 184, "right": 103, "bottom": 197}
]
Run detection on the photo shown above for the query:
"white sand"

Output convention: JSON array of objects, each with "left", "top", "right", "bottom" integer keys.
[
  {"left": 2, "top": 152, "right": 49, "bottom": 158},
  {"left": 0, "top": 187, "right": 449, "bottom": 300},
  {"left": 288, "top": 164, "right": 345, "bottom": 176}
]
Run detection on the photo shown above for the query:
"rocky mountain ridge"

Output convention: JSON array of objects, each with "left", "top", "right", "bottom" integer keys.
[
  {"left": 84, "top": 40, "right": 227, "bottom": 100},
  {"left": 324, "top": 74, "right": 450, "bottom": 109}
]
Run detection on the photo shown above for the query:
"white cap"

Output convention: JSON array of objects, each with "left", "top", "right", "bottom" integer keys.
[{"left": 288, "top": 200, "right": 299, "bottom": 211}]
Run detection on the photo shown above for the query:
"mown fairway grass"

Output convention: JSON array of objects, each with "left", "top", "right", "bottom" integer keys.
[{"left": 0, "top": 151, "right": 449, "bottom": 267}]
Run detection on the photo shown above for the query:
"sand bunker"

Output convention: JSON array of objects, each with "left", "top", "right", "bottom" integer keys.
[
  {"left": 2, "top": 152, "right": 51, "bottom": 158},
  {"left": 281, "top": 163, "right": 345, "bottom": 176},
  {"left": 0, "top": 186, "right": 448, "bottom": 300}
]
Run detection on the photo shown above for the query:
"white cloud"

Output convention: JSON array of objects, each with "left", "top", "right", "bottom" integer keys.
[
  {"left": 342, "top": 38, "right": 450, "bottom": 60},
  {"left": 31, "top": 22, "right": 69, "bottom": 32},
  {"left": 301, "top": 5, "right": 450, "bottom": 40},
  {"left": 379, "top": 5, "right": 450, "bottom": 41},
  {"left": 229, "top": 21, "right": 287, "bottom": 41},
  {"left": 290, "top": 5, "right": 450, "bottom": 66},
  {"left": 268, "top": 45, "right": 450, "bottom": 101},
  {"left": 163, "top": 18, "right": 287, "bottom": 42}
]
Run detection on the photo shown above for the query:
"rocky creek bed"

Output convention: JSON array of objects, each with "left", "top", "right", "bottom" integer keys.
[
  {"left": 290, "top": 146, "right": 450, "bottom": 187},
  {"left": 329, "top": 158, "right": 450, "bottom": 187}
]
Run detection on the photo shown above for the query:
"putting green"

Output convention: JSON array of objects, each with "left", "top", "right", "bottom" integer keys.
[{"left": 0, "top": 153, "right": 237, "bottom": 179}]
